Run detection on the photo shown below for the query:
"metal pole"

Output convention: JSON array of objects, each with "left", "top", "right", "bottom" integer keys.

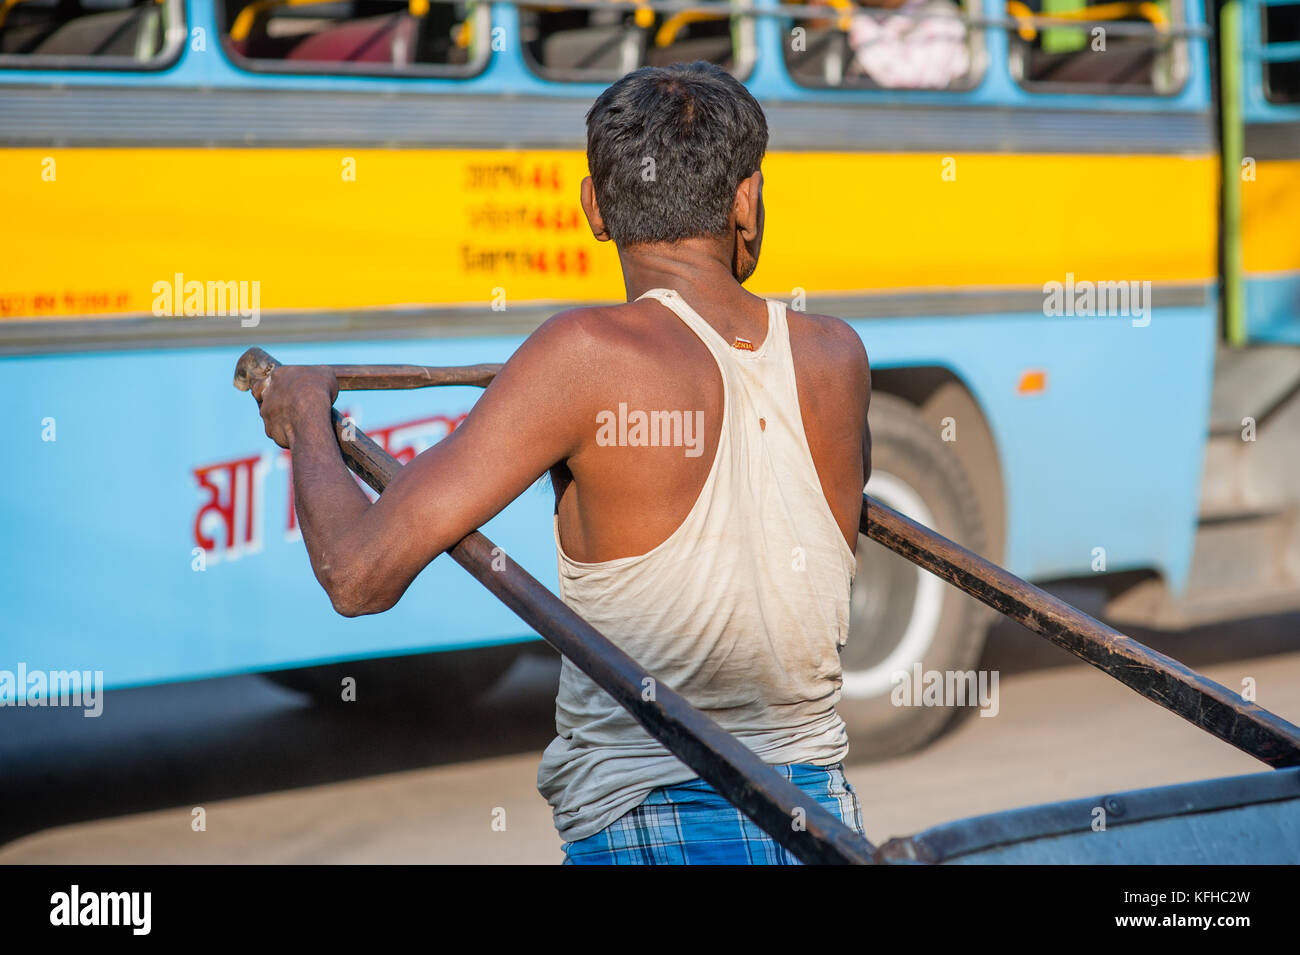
[{"left": 234, "top": 347, "right": 877, "bottom": 865}]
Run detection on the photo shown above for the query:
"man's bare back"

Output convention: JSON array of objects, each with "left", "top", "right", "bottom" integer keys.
[
  {"left": 252, "top": 240, "right": 869, "bottom": 623},
  {"left": 547, "top": 285, "right": 871, "bottom": 564}
]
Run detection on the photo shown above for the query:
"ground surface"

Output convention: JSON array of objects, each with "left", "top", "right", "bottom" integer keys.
[{"left": 2, "top": 599, "right": 1297, "bottom": 864}]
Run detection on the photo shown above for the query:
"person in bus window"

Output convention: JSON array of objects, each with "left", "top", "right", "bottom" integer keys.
[
  {"left": 847, "top": 0, "right": 970, "bottom": 88},
  {"left": 252, "top": 61, "right": 873, "bottom": 865}
]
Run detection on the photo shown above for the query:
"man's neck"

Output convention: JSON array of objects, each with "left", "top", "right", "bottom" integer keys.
[{"left": 616, "top": 239, "right": 746, "bottom": 306}]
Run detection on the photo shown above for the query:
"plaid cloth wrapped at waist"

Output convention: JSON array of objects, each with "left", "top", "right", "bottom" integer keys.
[{"left": 561, "top": 762, "right": 865, "bottom": 865}]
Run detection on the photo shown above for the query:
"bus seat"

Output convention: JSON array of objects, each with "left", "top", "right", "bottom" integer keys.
[
  {"left": 541, "top": 23, "right": 646, "bottom": 72},
  {"left": 784, "top": 25, "right": 852, "bottom": 86},
  {"left": 1027, "top": 41, "right": 1154, "bottom": 85},
  {"left": 31, "top": 4, "right": 162, "bottom": 58},
  {"left": 285, "top": 13, "right": 418, "bottom": 64},
  {"left": 1, "top": 21, "right": 60, "bottom": 53},
  {"left": 645, "top": 33, "right": 732, "bottom": 68}
]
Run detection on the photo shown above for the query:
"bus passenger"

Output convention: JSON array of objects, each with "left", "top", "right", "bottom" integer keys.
[{"left": 848, "top": 0, "right": 970, "bottom": 88}]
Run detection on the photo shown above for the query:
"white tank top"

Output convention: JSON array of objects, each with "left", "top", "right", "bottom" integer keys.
[{"left": 536, "top": 288, "right": 858, "bottom": 842}]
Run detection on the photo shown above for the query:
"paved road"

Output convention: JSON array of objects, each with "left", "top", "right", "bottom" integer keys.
[{"left": 2, "top": 598, "right": 1298, "bottom": 864}]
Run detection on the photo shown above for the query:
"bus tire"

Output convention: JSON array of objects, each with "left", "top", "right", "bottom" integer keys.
[
  {"left": 261, "top": 643, "right": 522, "bottom": 712},
  {"left": 837, "top": 391, "right": 995, "bottom": 761}
]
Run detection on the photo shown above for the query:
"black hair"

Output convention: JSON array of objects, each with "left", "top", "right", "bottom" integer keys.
[{"left": 585, "top": 61, "right": 769, "bottom": 247}]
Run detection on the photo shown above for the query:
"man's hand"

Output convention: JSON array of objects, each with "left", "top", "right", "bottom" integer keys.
[{"left": 253, "top": 365, "right": 339, "bottom": 449}]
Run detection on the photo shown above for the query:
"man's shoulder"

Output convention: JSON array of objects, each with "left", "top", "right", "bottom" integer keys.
[
  {"left": 786, "top": 308, "right": 870, "bottom": 386},
  {"left": 517, "top": 301, "right": 689, "bottom": 379},
  {"left": 527, "top": 302, "right": 660, "bottom": 351}
]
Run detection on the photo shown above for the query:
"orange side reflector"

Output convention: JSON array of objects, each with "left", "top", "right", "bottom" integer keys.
[{"left": 1018, "top": 370, "right": 1047, "bottom": 394}]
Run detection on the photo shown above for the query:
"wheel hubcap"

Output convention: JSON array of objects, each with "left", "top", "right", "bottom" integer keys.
[{"left": 841, "top": 471, "right": 946, "bottom": 699}]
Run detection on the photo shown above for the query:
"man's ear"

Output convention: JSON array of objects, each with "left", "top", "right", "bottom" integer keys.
[
  {"left": 733, "top": 170, "right": 763, "bottom": 242},
  {"left": 580, "top": 177, "right": 611, "bottom": 242}
]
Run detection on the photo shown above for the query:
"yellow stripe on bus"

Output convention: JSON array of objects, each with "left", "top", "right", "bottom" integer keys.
[
  {"left": 0, "top": 148, "right": 1218, "bottom": 321},
  {"left": 1241, "top": 159, "right": 1300, "bottom": 276}
]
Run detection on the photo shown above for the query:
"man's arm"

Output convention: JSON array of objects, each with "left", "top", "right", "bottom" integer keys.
[
  {"left": 255, "top": 311, "right": 601, "bottom": 617},
  {"left": 862, "top": 348, "right": 872, "bottom": 488},
  {"left": 816, "top": 313, "right": 872, "bottom": 488}
]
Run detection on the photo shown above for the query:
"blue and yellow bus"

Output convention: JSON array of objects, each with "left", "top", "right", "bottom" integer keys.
[{"left": 2, "top": 0, "right": 1297, "bottom": 754}]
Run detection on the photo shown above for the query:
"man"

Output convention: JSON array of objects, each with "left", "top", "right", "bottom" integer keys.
[{"left": 254, "top": 61, "right": 873, "bottom": 864}]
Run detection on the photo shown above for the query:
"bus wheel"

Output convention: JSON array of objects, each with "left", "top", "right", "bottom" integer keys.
[
  {"left": 262, "top": 644, "right": 523, "bottom": 712},
  {"left": 838, "top": 392, "right": 994, "bottom": 761}
]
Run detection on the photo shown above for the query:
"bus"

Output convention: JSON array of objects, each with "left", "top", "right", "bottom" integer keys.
[{"left": 1, "top": 0, "right": 1297, "bottom": 756}]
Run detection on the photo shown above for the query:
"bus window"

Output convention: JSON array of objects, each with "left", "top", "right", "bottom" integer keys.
[
  {"left": 519, "top": 2, "right": 755, "bottom": 81},
  {"left": 0, "top": 0, "right": 183, "bottom": 68},
  {"left": 1262, "top": 0, "right": 1300, "bottom": 103},
  {"left": 784, "top": 0, "right": 983, "bottom": 89},
  {"left": 1006, "top": 0, "right": 1188, "bottom": 94},
  {"left": 220, "top": 0, "right": 489, "bottom": 74}
]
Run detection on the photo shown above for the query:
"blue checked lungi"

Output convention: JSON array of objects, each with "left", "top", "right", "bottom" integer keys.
[{"left": 561, "top": 763, "right": 866, "bottom": 865}]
